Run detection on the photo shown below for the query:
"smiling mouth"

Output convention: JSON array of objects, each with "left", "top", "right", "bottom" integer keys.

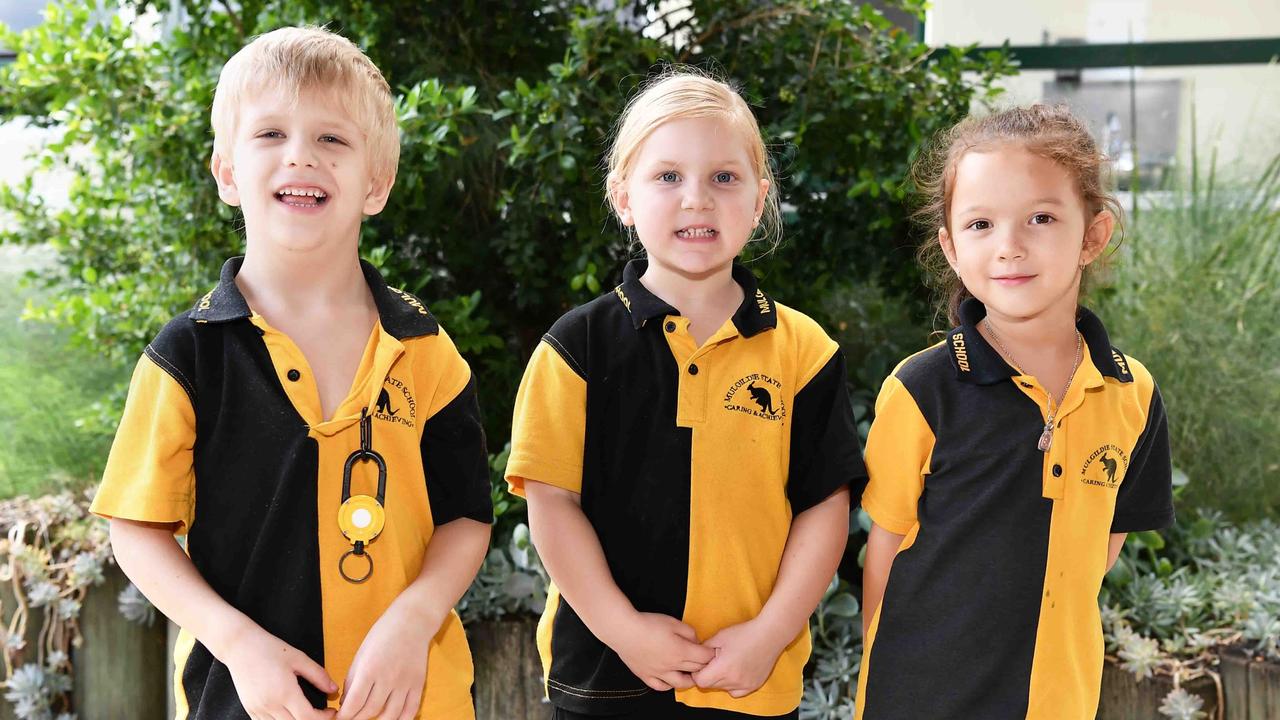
[
  {"left": 274, "top": 187, "right": 329, "bottom": 208},
  {"left": 675, "top": 227, "right": 718, "bottom": 239}
]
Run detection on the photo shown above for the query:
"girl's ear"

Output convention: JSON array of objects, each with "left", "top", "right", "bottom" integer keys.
[
  {"left": 754, "top": 177, "right": 770, "bottom": 226},
  {"left": 939, "top": 227, "right": 959, "bottom": 271},
  {"left": 609, "top": 177, "right": 634, "bottom": 226},
  {"left": 1080, "top": 209, "right": 1115, "bottom": 267}
]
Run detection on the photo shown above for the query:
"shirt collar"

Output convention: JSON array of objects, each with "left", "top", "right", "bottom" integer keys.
[
  {"left": 614, "top": 258, "right": 779, "bottom": 338},
  {"left": 949, "top": 297, "right": 1133, "bottom": 385},
  {"left": 189, "top": 256, "right": 440, "bottom": 340}
]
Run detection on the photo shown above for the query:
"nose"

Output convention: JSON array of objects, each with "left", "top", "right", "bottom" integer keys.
[
  {"left": 281, "top": 136, "right": 318, "bottom": 169},
  {"left": 994, "top": 227, "right": 1027, "bottom": 262},
  {"left": 680, "top": 178, "right": 714, "bottom": 212}
]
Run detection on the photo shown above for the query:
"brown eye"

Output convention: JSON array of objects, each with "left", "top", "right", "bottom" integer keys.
[
  {"left": 1032, "top": 213, "right": 1055, "bottom": 225},
  {"left": 968, "top": 220, "right": 991, "bottom": 231}
]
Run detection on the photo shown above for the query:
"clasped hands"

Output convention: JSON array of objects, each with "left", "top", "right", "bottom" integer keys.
[{"left": 609, "top": 611, "right": 788, "bottom": 699}]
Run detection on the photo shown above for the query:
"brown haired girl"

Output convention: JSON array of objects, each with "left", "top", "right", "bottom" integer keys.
[{"left": 855, "top": 105, "right": 1174, "bottom": 719}]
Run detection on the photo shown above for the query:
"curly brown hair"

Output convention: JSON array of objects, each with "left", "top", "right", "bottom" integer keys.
[{"left": 911, "top": 104, "right": 1124, "bottom": 326}]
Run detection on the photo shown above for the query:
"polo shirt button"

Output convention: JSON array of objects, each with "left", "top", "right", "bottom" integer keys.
[
  {"left": 665, "top": 321, "right": 676, "bottom": 332},
  {"left": 1052, "top": 464, "right": 1063, "bottom": 477},
  {"left": 287, "top": 369, "right": 301, "bottom": 382},
  {"left": 688, "top": 364, "right": 699, "bottom": 376}
]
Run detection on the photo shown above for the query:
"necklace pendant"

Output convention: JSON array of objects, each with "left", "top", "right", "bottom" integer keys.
[{"left": 1037, "top": 422, "right": 1054, "bottom": 452}]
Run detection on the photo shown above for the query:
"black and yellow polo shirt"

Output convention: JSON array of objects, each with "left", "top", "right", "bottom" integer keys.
[
  {"left": 504, "top": 259, "right": 867, "bottom": 717},
  {"left": 91, "top": 257, "right": 492, "bottom": 720},
  {"left": 854, "top": 298, "right": 1174, "bottom": 720}
]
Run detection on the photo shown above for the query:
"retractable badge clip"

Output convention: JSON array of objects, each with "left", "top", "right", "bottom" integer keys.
[{"left": 338, "top": 410, "right": 386, "bottom": 583}]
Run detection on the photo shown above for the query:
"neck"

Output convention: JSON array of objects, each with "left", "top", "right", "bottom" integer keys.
[
  {"left": 638, "top": 257, "right": 741, "bottom": 316},
  {"left": 980, "top": 294, "right": 1081, "bottom": 362},
  {"left": 236, "top": 237, "right": 369, "bottom": 313}
]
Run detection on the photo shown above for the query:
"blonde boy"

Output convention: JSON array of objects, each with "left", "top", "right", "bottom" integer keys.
[{"left": 92, "top": 26, "right": 492, "bottom": 720}]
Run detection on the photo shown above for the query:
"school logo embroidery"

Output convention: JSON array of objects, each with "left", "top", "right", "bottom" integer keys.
[
  {"left": 614, "top": 285, "right": 632, "bottom": 312},
  {"left": 1111, "top": 349, "right": 1133, "bottom": 379},
  {"left": 755, "top": 289, "right": 772, "bottom": 314},
  {"left": 387, "top": 287, "right": 430, "bottom": 316},
  {"left": 374, "top": 376, "right": 416, "bottom": 428},
  {"left": 1080, "top": 444, "right": 1129, "bottom": 489},
  {"left": 952, "top": 332, "right": 971, "bottom": 372},
  {"left": 724, "top": 374, "right": 786, "bottom": 421}
]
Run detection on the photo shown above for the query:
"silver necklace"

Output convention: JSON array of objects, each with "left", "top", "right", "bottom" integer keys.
[{"left": 983, "top": 318, "right": 1083, "bottom": 453}]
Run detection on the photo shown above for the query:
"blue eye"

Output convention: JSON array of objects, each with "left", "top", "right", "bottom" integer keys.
[
  {"left": 659, "top": 171, "right": 679, "bottom": 182},
  {"left": 259, "top": 130, "right": 283, "bottom": 139},
  {"left": 714, "top": 171, "right": 735, "bottom": 183},
  {"left": 320, "top": 135, "right": 345, "bottom": 144}
]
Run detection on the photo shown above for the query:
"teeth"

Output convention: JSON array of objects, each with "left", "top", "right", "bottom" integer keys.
[
  {"left": 277, "top": 187, "right": 327, "bottom": 198},
  {"left": 677, "top": 227, "right": 717, "bottom": 238}
]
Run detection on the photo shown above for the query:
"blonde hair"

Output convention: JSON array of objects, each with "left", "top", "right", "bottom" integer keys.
[
  {"left": 606, "top": 69, "right": 781, "bottom": 250},
  {"left": 210, "top": 25, "right": 399, "bottom": 183},
  {"left": 912, "top": 104, "right": 1124, "bottom": 325}
]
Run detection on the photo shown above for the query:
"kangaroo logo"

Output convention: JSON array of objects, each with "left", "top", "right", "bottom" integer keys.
[
  {"left": 374, "top": 377, "right": 416, "bottom": 428},
  {"left": 376, "top": 388, "right": 398, "bottom": 417},
  {"left": 724, "top": 374, "right": 785, "bottom": 421},
  {"left": 748, "top": 382, "right": 776, "bottom": 415},
  {"left": 1081, "top": 444, "right": 1129, "bottom": 489},
  {"left": 1100, "top": 453, "right": 1119, "bottom": 485}
]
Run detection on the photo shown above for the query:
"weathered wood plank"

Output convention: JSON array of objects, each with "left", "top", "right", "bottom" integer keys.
[
  {"left": 1098, "top": 660, "right": 1219, "bottom": 720},
  {"left": 72, "top": 565, "right": 167, "bottom": 719},
  {"left": 468, "top": 617, "right": 550, "bottom": 720}
]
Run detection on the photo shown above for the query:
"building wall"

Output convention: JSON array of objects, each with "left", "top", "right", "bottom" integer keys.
[{"left": 927, "top": 0, "right": 1280, "bottom": 178}]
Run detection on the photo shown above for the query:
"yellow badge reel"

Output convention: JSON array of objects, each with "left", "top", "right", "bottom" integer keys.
[{"left": 338, "top": 412, "right": 387, "bottom": 583}]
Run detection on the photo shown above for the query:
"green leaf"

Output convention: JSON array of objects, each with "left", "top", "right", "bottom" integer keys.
[{"left": 824, "top": 592, "right": 860, "bottom": 618}]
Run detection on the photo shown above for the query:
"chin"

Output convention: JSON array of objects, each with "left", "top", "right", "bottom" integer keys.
[{"left": 646, "top": 243, "right": 743, "bottom": 277}]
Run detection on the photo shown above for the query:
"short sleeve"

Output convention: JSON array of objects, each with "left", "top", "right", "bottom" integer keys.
[
  {"left": 1111, "top": 384, "right": 1175, "bottom": 533},
  {"left": 90, "top": 352, "right": 196, "bottom": 534},
  {"left": 860, "top": 374, "right": 935, "bottom": 535},
  {"left": 416, "top": 330, "right": 493, "bottom": 526},
  {"left": 787, "top": 348, "right": 867, "bottom": 514},
  {"left": 504, "top": 340, "right": 587, "bottom": 497}
]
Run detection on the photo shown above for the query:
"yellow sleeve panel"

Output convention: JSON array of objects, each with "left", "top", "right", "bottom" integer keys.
[
  {"left": 777, "top": 303, "right": 841, "bottom": 390},
  {"left": 90, "top": 352, "right": 197, "bottom": 534},
  {"left": 408, "top": 326, "right": 473, "bottom": 423},
  {"left": 861, "top": 373, "right": 935, "bottom": 535},
  {"left": 505, "top": 340, "right": 588, "bottom": 497}
]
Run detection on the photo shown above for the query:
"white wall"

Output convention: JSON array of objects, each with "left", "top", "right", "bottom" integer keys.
[{"left": 927, "top": 0, "right": 1280, "bottom": 177}]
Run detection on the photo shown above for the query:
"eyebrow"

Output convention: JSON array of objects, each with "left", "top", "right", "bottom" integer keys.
[
  {"left": 246, "top": 112, "right": 358, "bottom": 131},
  {"left": 650, "top": 159, "right": 747, "bottom": 168},
  {"left": 956, "top": 198, "right": 1066, "bottom": 215}
]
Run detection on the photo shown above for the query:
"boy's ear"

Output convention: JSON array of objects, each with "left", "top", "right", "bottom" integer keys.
[
  {"left": 362, "top": 172, "right": 396, "bottom": 216},
  {"left": 1080, "top": 209, "right": 1115, "bottom": 267},
  {"left": 609, "top": 178, "right": 634, "bottom": 227},
  {"left": 210, "top": 152, "right": 241, "bottom": 207},
  {"left": 938, "top": 227, "right": 959, "bottom": 271}
]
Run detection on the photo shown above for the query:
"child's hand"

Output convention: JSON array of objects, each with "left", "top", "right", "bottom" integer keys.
[
  {"left": 223, "top": 627, "right": 337, "bottom": 720},
  {"left": 335, "top": 601, "right": 434, "bottom": 720},
  {"left": 691, "top": 618, "right": 788, "bottom": 698},
  {"left": 611, "top": 611, "right": 717, "bottom": 691}
]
